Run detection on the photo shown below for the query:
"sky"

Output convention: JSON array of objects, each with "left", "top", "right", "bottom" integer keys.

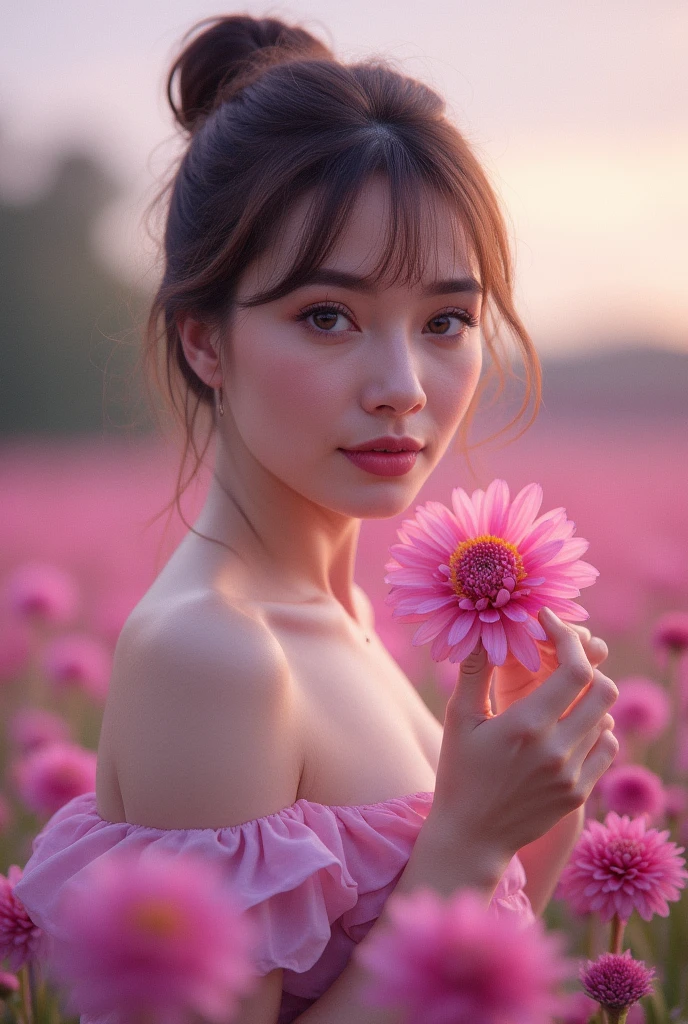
[{"left": 1, "top": 0, "right": 686, "bottom": 357}]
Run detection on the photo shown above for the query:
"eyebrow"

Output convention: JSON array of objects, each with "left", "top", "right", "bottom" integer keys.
[{"left": 290, "top": 268, "right": 483, "bottom": 297}]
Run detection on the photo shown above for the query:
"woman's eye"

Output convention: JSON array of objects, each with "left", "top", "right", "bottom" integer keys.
[
  {"left": 424, "top": 310, "right": 479, "bottom": 339},
  {"left": 296, "top": 303, "right": 354, "bottom": 334}
]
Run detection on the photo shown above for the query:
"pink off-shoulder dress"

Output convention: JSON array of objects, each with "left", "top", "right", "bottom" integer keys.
[{"left": 13, "top": 788, "right": 534, "bottom": 1024}]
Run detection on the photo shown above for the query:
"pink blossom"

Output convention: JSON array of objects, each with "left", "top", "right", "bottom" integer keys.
[
  {"left": 0, "top": 616, "right": 31, "bottom": 683},
  {"left": 651, "top": 611, "right": 688, "bottom": 667},
  {"left": 47, "top": 847, "right": 259, "bottom": 1024},
  {"left": 40, "top": 632, "right": 112, "bottom": 700},
  {"left": 0, "top": 792, "right": 14, "bottom": 835},
  {"left": 556, "top": 811, "right": 688, "bottom": 924},
  {"left": 384, "top": 479, "right": 598, "bottom": 671},
  {"left": 599, "top": 765, "right": 667, "bottom": 823},
  {"left": 11, "top": 741, "right": 96, "bottom": 817},
  {"left": 664, "top": 784, "right": 688, "bottom": 820},
  {"left": 0, "top": 865, "right": 48, "bottom": 971},
  {"left": 612, "top": 677, "right": 670, "bottom": 742},
  {"left": 0, "top": 969, "right": 20, "bottom": 998},
  {"left": 353, "top": 886, "right": 577, "bottom": 1024},
  {"left": 8, "top": 707, "right": 71, "bottom": 756},
  {"left": 580, "top": 950, "right": 655, "bottom": 1011},
  {"left": 4, "top": 562, "right": 79, "bottom": 626}
]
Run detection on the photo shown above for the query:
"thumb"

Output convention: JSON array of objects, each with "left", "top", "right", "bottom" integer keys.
[{"left": 452, "top": 638, "right": 495, "bottom": 720}]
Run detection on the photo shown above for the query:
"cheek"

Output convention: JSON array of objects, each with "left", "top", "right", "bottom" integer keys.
[{"left": 427, "top": 345, "right": 482, "bottom": 427}]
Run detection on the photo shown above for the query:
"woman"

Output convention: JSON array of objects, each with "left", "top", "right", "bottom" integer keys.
[{"left": 14, "top": 14, "right": 619, "bottom": 1024}]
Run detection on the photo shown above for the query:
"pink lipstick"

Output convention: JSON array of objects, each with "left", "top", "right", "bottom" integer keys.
[{"left": 339, "top": 436, "right": 424, "bottom": 477}]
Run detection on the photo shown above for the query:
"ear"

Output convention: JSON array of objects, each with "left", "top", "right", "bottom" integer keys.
[{"left": 176, "top": 315, "right": 222, "bottom": 389}]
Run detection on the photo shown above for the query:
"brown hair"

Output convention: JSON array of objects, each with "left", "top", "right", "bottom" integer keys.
[{"left": 141, "top": 13, "right": 542, "bottom": 543}]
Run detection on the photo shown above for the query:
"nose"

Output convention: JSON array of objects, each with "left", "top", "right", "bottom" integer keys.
[{"left": 360, "top": 332, "right": 427, "bottom": 416}]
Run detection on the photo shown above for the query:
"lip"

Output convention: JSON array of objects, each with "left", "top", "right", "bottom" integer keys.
[{"left": 341, "top": 436, "right": 424, "bottom": 453}]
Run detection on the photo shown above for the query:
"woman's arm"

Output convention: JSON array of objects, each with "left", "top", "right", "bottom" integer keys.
[{"left": 516, "top": 804, "right": 585, "bottom": 917}]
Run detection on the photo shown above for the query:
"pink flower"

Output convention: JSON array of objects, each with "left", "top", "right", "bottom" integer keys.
[
  {"left": 556, "top": 811, "right": 688, "bottom": 924},
  {"left": 599, "top": 765, "right": 667, "bottom": 823},
  {"left": 0, "top": 616, "right": 31, "bottom": 683},
  {"left": 651, "top": 611, "right": 688, "bottom": 667},
  {"left": 47, "top": 847, "right": 259, "bottom": 1024},
  {"left": 11, "top": 741, "right": 96, "bottom": 816},
  {"left": 8, "top": 707, "right": 71, "bottom": 756},
  {"left": 40, "top": 632, "right": 112, "bottom": 700},
  {"left": 0, "top": 970, "right": 20, "bottom": 998},
  {"left": 4, "top": 562, "right": 79, "bottom": 626},
  {"left": 664, "top": 784, "right": 688, "bottom": 820},
  {"left": 384, "top": 479, "right": 598, "bottom": 671},
  {"left": 580, "top": 950, "right": 655, "bottom": 1011},
  {"left": 353, "top": 886, "right": 577, "bottom": 1024},
  {"left": 0, "top": 865, "right": 48, "bottom": 971},
  {"left": 612, "top": 677, "right": 670, "bottom": 742}
]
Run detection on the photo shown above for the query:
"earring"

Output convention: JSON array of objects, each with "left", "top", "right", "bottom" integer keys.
[{"left": 218, "top": 385, "right": 224, "bottom": 416}]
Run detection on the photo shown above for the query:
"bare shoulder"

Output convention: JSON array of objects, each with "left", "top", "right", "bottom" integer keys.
[
  {"left": 105, "top": 591, "right": 303, "bottom": 829},
  {"left": 353, "top": 582, "right": 376, "bottom": 632}
]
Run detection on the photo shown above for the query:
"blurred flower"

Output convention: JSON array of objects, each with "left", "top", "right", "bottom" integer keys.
[
  {"left": 612, "top": 677, "right": 670, "bottom": 742},
  {"left": 580, "top": 951, "right": 655, "bottom": 1016},
  {"left": 664, "top": 784, "right": 688, "bottom": 820},
  {"left": 354, "top": 886, "right": 576, "bottom": 1024},
  {"left": 0, "top": 969, "right": 20, "bottom": 999},
  {"left": 556, "top": 811, "right": 688, "bottom": 924},
  {"left": 651, "top": 611, "right": 688, "bottom": 668},
  {"left": 0, "top": 616, "right": 32, "bottom": 683},
  {"left": 48, "top": 847, "right": 258, "bottom": 1024},
  {"left": 4, "top": 562, "right": 79, "bottom": 626},
  {"left": 0, "top": 865, "right": 47, "bottom": 971},
  {"left": 0, "top": 793, "right": 14, "bottom": 835},
  {"left": 40, "top": 632, "right": 112, "bottom": 700},
  {"left": 8, "top": 707, "right": 71, "bottom": 756},
  {"left": 385, "top": 479, "right": 598, "bottom": 672},
  {"left": 11, "top": 741, "right": 96, "bottom": 817},
  {"left": 599, "top": 765, "right": 666, "bottom": 823}
]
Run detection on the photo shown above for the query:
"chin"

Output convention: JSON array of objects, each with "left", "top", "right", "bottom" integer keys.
[{"left": 324, "top": 482, "right": 425, "bottom": 521}]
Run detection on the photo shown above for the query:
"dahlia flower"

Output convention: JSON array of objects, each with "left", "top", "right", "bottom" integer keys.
[
  {"left": 47, "top": 847, "right": 258, "bottom": 1024},
  {"left": 556, "top": 811, "right": 688, "bottom": 924},
  {"left": 11, "top": 741, "right": 96, "bottom": 816},
  {"left": 354, "top": 886, "right": 577, "bottom": 1024},
  {"left": 612, "top": 677, "right": 670, "bottom": 742},
  {"left": 599, "top": 764, "right": 667, "bottom": 823},
  {"left": 652, "top": 611, "right": 688, "bottom": 659},
  {"left": 385, "top": 479, "right": 598, "bottom": 671},
  {"left": 41, "top": 631, "right": 112, "bottom": 700},
  {"left": 580, "top": 950, "right": 655, "bottom": 1022},
  {"left": 4, "top": 561, "right": 79, "bottom": 625},
  {"left": 0, "top": 865, "right": 48, "bottom": 971}
]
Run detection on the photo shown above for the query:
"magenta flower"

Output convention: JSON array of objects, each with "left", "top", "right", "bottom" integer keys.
[
  {"left": 599, "top": 765, "right": 667, "bottom": 823},
  {"left": 384, "top": 479, "right": 598, "bottom": 671},
  {"left": 0, "top": 865, "right": 48, "bottom": 971},
  {"left": 41, "top": 631, "right": 112, "bottom": 700},
  {"left": 580, "top": 950, "right": 655, "bottom": 1012},
  {"left": 0, "top": 970, "right": 20, "bottom": 998},
  {"left": 48, "top": 847, "right": 259, "bottom": 1024},
  {"left": 4, "top": 562, "right": 79, "bottom": 626},
  {"left": 8, "top": 707, "right": 71, "bottom": 756},
  {"left": 11, "top": 741, "right": 96, "bottom": 817},
  {"left": 651, "top": 611, "right": 688, "bottom": 667},
  {"left": 556, "top": 811, "right": 688, "bottom": 924},
  {"left": 612, "top": 677, "right": 670, "bottom": 742},
  {"left": 353, "top": 886, "right": 577, "bottom": 1024}
]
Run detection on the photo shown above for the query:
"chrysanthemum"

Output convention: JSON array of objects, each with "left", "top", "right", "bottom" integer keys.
[
  {"left": 48, "top": 847, "right": 258, "bottom": 1024},
  {"left": 599, "top": 765, "right": 667, "bottom": 823},
  {"left": 0, "top": 865, "right": 48, "bottom": 971},
  {"left": 385, "top": 479, "right": 598, "bottom": 670},
  {"left": 354, "top": 887, "right": 576, "bottom": 1024},
  {"left": 612, "top": 677, "right": 670, "bottom": 742},
  {"left": 41, "top": 632, "right": 112, "bottom": 701},
  {"left": 556, "top": 811, "right": 688, "bottom": 924},
  {"left": 580, "top": 950, "right": 655, "bottom": 1014},
  {"left": 11, "top": 741, "right": 96, "bottom": 817},
  {"left": 4, "top": 561, "right": 79, "bottom": 625}
]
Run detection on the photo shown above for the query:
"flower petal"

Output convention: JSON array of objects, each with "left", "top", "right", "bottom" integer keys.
[
  {"left": 502, "top": 616, "right": 542, "bottom": 673},
  {"left": 412, "top": 607, "right": 458, "bottom": 645},
  {"left": 451, "top": 486, "right": 479, "bottom": 536},
  {"left": 482, "top": 478, "right": 510, "bottom": 536},
  {"left": 447, "top": 611, "right": 477, "bottom": 646},
  {"left": 505, "top": 483, "right": 544, "bottom": 547},
  {"left": 480, "top": 618, "right": 508, "bottom": 665},
  {"left": 447, "top": 615, "right": 483, "bottom": 663}
]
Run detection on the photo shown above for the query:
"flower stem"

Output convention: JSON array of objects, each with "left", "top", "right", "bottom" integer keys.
[
  {"left": 18, "top": 964, "right": 34, "bottom": 1024},
  {"left": 610, "top": 914, "right": 625, "bottom": 954},
  {"left": 604, "top": 1008, "right": 629, "bottom": 1024}
]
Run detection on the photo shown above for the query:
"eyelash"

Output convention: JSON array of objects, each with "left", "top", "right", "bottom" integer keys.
[{"left": 294, "top": 301, "right": 480, "bottom": 340}]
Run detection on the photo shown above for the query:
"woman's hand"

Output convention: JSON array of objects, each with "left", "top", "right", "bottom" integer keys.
[{"left": 493, "top": 621, "right": 609, "bottom": 716}]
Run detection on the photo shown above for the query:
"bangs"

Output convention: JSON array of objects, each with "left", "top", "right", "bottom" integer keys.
[{"left": 234, "top": 148, "right": 477, "bottom": 309}]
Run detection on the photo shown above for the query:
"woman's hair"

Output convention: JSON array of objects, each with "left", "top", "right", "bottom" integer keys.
[{"left": 140, "top": 12, "right": 542, "bottom": 535}]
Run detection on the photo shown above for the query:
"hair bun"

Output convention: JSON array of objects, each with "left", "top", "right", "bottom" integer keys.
[{"left": 167, "top": 14, "right": 333, "bottom": 133}]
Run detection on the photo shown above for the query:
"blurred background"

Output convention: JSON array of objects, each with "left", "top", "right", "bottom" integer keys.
[{"left": 1, "top": 0, "right": 687, "bottom": 690}]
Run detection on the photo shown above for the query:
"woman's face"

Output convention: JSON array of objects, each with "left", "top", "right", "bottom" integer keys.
[{"left": 220, "top": 175, "right": 484, "bottom": 520}]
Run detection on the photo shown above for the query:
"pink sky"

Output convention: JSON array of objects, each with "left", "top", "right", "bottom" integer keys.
[{"left": 1, "top": 0, "right": 686, "bottom": 356}]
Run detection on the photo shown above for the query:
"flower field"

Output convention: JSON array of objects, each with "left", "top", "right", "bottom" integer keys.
[{"left": 0, "top": 414, "right": 687, "bottom": 1024}]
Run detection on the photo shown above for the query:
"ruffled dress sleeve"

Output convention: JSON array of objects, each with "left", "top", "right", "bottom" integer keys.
[{"left": 12, "top": 790, "right": 533, "bottom": 1024}]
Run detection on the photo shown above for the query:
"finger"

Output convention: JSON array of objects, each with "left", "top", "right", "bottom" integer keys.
[
  {"left": 575, "top": 725, "right": 620, "bottom": 796},
  {"left": 523, "top": 608, "right": 595, "bottom": 723},
  {"left": 449, "top": 639, "right": 496, "bottom": 722},
  {"left": 556, "top": 669, "right": 619, "bottom": 746}
]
